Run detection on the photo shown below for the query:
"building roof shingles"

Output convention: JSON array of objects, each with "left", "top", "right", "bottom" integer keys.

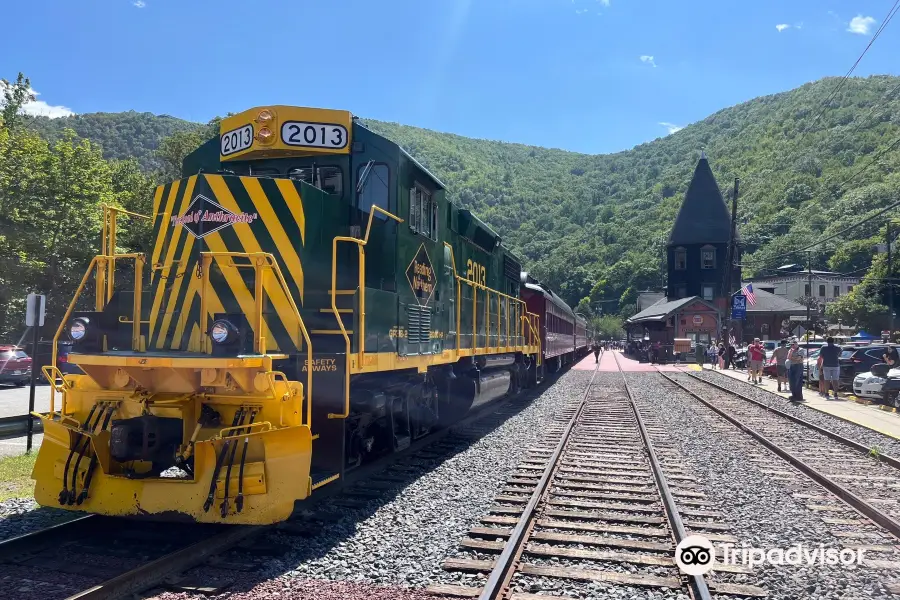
[{"left": 668, "top": 157, "right": 733, "bottom": 246}]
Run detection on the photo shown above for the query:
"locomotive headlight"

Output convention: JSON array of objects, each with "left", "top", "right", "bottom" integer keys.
[
  {"left": 257, "top": 127, "right": 275, "bottom": 144},
  {"left": 210, "top": 319, "right": 238, "bottom": 344},
  {"left": 256, "top": 109, "right": 274, "bottom": 124},
  {"left": 68, "top": 317, "right": 89, "bottom": 341}
]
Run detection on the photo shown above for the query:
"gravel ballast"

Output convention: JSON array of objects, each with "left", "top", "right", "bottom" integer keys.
[
  {"left": 695, "top": 369, "right": 900, "bottom": 457},
  {"left": 628, "top": 372, "right": 899, "bottom": 600},
  {"left": 153, "top": 368, "right": 594, "bottom": 599},
  {"left": 0, "top": 498, "right": 82, "bottom": 543}
]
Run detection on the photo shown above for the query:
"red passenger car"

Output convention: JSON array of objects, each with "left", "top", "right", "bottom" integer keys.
[{"left": 521, "top": 278, "right": 591, "bottom": 375}]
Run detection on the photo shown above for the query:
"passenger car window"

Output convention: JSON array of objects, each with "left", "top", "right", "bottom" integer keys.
[{"left": 356, "top": 163, "right": 389, "bottom": 219}]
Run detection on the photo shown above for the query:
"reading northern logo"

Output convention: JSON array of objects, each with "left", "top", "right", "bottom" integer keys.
[{"left": 676, "top": 535, "right": 715, "bottom": 575}]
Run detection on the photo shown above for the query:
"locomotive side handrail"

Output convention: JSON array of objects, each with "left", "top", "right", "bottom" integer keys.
[
  {"left": 330, "top": 206, "right": 404, "bottom": 419},
  {"left": 441, "top": 242, "right": 541, "bottom": 354}
]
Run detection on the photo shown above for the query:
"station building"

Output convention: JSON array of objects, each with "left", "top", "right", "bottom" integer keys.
[{"left": 626, "top": 153, "right": 806, "bottom": 349}]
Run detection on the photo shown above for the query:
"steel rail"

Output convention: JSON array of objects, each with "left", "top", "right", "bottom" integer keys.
[
  {"left": 687, "top": 371, "right": 900, "bottom": 470},
  {"left": 614, "top": 357, "right": 712, "bottom": 600},
  {"left": 4, "top": 367, "right": 568, "bottom": 600},
  {"left": 661, "top": 371, "right": 900, "bottom": 539},
  {"left": 477, "top": 363, "right": 600, "bottom": 600}
]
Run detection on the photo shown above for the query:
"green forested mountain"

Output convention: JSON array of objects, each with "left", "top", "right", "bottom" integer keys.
[
  {"left": 17, "top": 75, "right": 900, "bottom": 329},
  {"left": 28, "top": 111, "right": 199, "bottom": 170}
]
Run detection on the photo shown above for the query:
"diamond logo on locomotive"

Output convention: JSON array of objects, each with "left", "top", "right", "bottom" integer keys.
[
  {"left": 406, "top": 243, "right": 436, "bottom": 305},
  {"left": 171, "top": 193, "right": 259, "bottom": 239}
]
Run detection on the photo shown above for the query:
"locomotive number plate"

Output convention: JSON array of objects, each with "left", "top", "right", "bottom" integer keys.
[
  {"left": 220, "top": 124, "right": 254, "bottom": 156},
  {"left": 281, "top": 121, "right": 348, "bottom": 150}
]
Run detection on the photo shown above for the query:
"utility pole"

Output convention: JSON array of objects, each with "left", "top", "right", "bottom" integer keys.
[
  {"left": 723, "top": 178, "right": 739, "bottom": 342},
  {"left": 888, "top": 222, "right": 894, "bottom": 337},
  {"left": 806, "top": 251, "right": 812, "bottom": 385}
]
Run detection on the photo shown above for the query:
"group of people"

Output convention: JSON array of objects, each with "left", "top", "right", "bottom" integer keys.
[
  {"left": 697, "top": 337, "right": 809, "bottom": 401},
  {"left": 591, "top": 340, "right": 624, "bottom": 363}
]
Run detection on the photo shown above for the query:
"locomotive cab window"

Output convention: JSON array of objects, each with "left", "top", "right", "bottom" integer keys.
[
  {"left": 409, "top": 183, "right": 437, "bottom": 240},
  {"left": 356, "top": 162, "right": 390, "bottom": 219},
  {"left": 289, "top": 166, "right": 343, "bottom": 195}
]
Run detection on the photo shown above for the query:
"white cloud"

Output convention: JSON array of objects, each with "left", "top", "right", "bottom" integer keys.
[
  {"left": 0, "top": 82, "right": 74, "bottom": 118},
  {"left": 575, "top": 8, "right": 588, "bottom": 14},
  {"left": 847, "top": 15, "right": 876, "bottom": 35},
  {"left": 639, "top": 55, "right": 656, "bottom": 67},
  {"left": 598, "top": 0, "right": 610, "bottom": 6},
  {"left": 133, "top": 0, "right": 145, "bottom": 7},
  {"left": 659, "top": 122, "right": 683, "bottom": 135},
  {"left": 775, "top": 23, "right": 790, "bottom": 32}
]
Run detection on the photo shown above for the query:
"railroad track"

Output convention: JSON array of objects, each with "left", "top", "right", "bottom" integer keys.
[
  {"left": 430, "top": 355, "right": 766, "bottom": 600},
  {"left": 0, "top": 373, "right": 564, "bottom": 600},
  {"left": 659, "top": 372, "right": 900, "bottom": 572}
]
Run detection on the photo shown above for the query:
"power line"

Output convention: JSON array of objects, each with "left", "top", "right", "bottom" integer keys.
[
  {"left": 741, "top": 131, "right": 900, "bottom": 272},
  {"left": 809, "top": 0, "right": 900, "bottom": 127}
]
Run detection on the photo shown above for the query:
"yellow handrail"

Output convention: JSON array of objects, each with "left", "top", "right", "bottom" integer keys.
[
  {"left": 200, "top": 251, "right": 314, "bottom": 428},
  {"left": 99, "top": 204, "right": 151, "bottom": 309},
  {"left": 330, "top": 206, "right": 403, "bottom": 419},
  {"left": 49, "top": 253, "right": 145, "bottom": 415}
]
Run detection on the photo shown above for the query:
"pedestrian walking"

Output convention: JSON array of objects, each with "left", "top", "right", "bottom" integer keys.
[
  {"left": 748, "top": 338, "right": 765, "bottom": 384},
  {"left": 726, "top": 343, "right": 737, "bottom": 370},
  {"left": 695, "top": 341, "right": 706, "bottom": 367},
  {"left": 772, "top": 340, "right": 789, "bottom": 392},
  {"left": 592, "top": 340, "right": 601, "bottom": 364},
  {"left": 717, "top": 343, "right": 726, "bottom": 370},
  {"left": 707, "top": 343, "right": 718, "bottom": 369},
  {"left": 787, "top": 339, "right": 805, "bottom": 401},
  {"left": 819, "top": 337, "right": 841, "bottom": 399}
]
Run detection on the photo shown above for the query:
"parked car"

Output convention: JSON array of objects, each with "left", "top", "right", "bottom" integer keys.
[
  {"left": 872, "top": 364, "right": 900, "bottom": 408},
  {"left": 839, "top": 345, "right": 896, "bottom": 390},
  {"left": 0, "top": 345, "right": 32, "bottom": 386},
  {"left": 22, "top": 340, "right": 82, "bottom": 376},
  {"left": 852, "top": 371, "right": 886, "bottom": 400}
]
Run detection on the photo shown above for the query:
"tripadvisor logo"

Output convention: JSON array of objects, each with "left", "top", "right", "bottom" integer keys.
[{"left": 675, "top": 535, "right": 866, "bottom": 575}]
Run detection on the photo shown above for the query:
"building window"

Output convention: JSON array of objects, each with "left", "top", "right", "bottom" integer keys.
[
  {"left": 818, "top": 284, "right": 825, "bottom": 297},
  {"left": 848, "top": 285, "right": 854, "bottom": 293},
  {"left": 409, "top": 183, "right": 437, "bottom": 240},
  {"left": 702, "top": 285, "right": 714, "bottom": 301},
  {"left": 804, "top": 284, "right": 811, "bottom": 296},
  {"left": 701, "top": 247, "right": 715, "bottom": 270},
  {"left": 834, "top": 285, "right": 840, "bottom": 297},
  {"left": 677, "top": 286, "right": 686, "bottom": 298},
  {"left": 674, "top": 248, "right": 686, "bottom": 270},
  {"left": 356, "top": 163, "right": 389, "bottom": 218}
]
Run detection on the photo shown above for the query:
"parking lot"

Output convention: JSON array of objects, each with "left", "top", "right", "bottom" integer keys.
[{"left": 0, "top": 383, "right": 50, "bottom": 457}]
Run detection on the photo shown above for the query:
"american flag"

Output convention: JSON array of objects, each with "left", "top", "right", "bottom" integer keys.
[
  {"left": 741, "top": 283, "right": 757, "bottom": 306},
  {"left": 729, "top": 332, "right": 736, "bottom": 345}
]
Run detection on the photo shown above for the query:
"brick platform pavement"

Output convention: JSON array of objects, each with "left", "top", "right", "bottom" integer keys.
[{"left": 705, "top": 365, "right": 900, "bottom": 440}]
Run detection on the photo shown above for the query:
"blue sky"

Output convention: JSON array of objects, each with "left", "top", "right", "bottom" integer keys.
[{"left": 2, "top": 0, "right": 899, "bottom": 154}]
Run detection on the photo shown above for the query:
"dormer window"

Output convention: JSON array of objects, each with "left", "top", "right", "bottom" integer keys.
[
  {"left": 674, "top": 248, "right": 687, "bottom": 270},
  {"left": 701, "top": 246, "right": 716, "bottom": 270}
]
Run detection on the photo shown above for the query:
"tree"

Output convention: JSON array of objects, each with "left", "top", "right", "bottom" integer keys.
[
  {"left": 155, "top": 119, "right": 219, "bottom": 180},
  {"left": 0, "top": 72, "right": 35, "bottom": 131},
  {"left": 592, "top": 314, "right": 624, "bottom": 340}
]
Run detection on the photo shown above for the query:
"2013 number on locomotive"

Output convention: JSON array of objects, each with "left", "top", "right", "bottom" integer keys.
[
  {"left": 466, "top": 259, "right": 487, "bottom": 286},
  {"left": 280, "top": 121, "right": 348, "bottom": 149},
  {"left": 221, "top": 124, "right": 253, "bottom": 156}
]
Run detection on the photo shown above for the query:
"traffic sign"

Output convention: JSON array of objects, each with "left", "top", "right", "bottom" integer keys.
[
  {"left": 25, "top": 293, "right": 45, "bottom": 327},
  {"left": 731, "top": 294, "right": 746, "bottom": 320}
]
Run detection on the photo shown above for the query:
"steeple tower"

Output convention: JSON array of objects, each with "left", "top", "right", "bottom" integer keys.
[{"left": 666, "top": 153, "right": 739, "bottom": 303}]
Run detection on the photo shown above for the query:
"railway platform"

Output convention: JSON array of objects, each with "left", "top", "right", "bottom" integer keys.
[
  {"left": 704, "top": 365, "right": 900, "bottom": 440},
  {"left": 573, "top": 350, "right": 698, "bottom": 372}
]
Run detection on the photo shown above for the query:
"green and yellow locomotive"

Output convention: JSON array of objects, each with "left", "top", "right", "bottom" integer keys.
[{"left": 32, "top": 106, "right": 542, "bottom": 524}]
